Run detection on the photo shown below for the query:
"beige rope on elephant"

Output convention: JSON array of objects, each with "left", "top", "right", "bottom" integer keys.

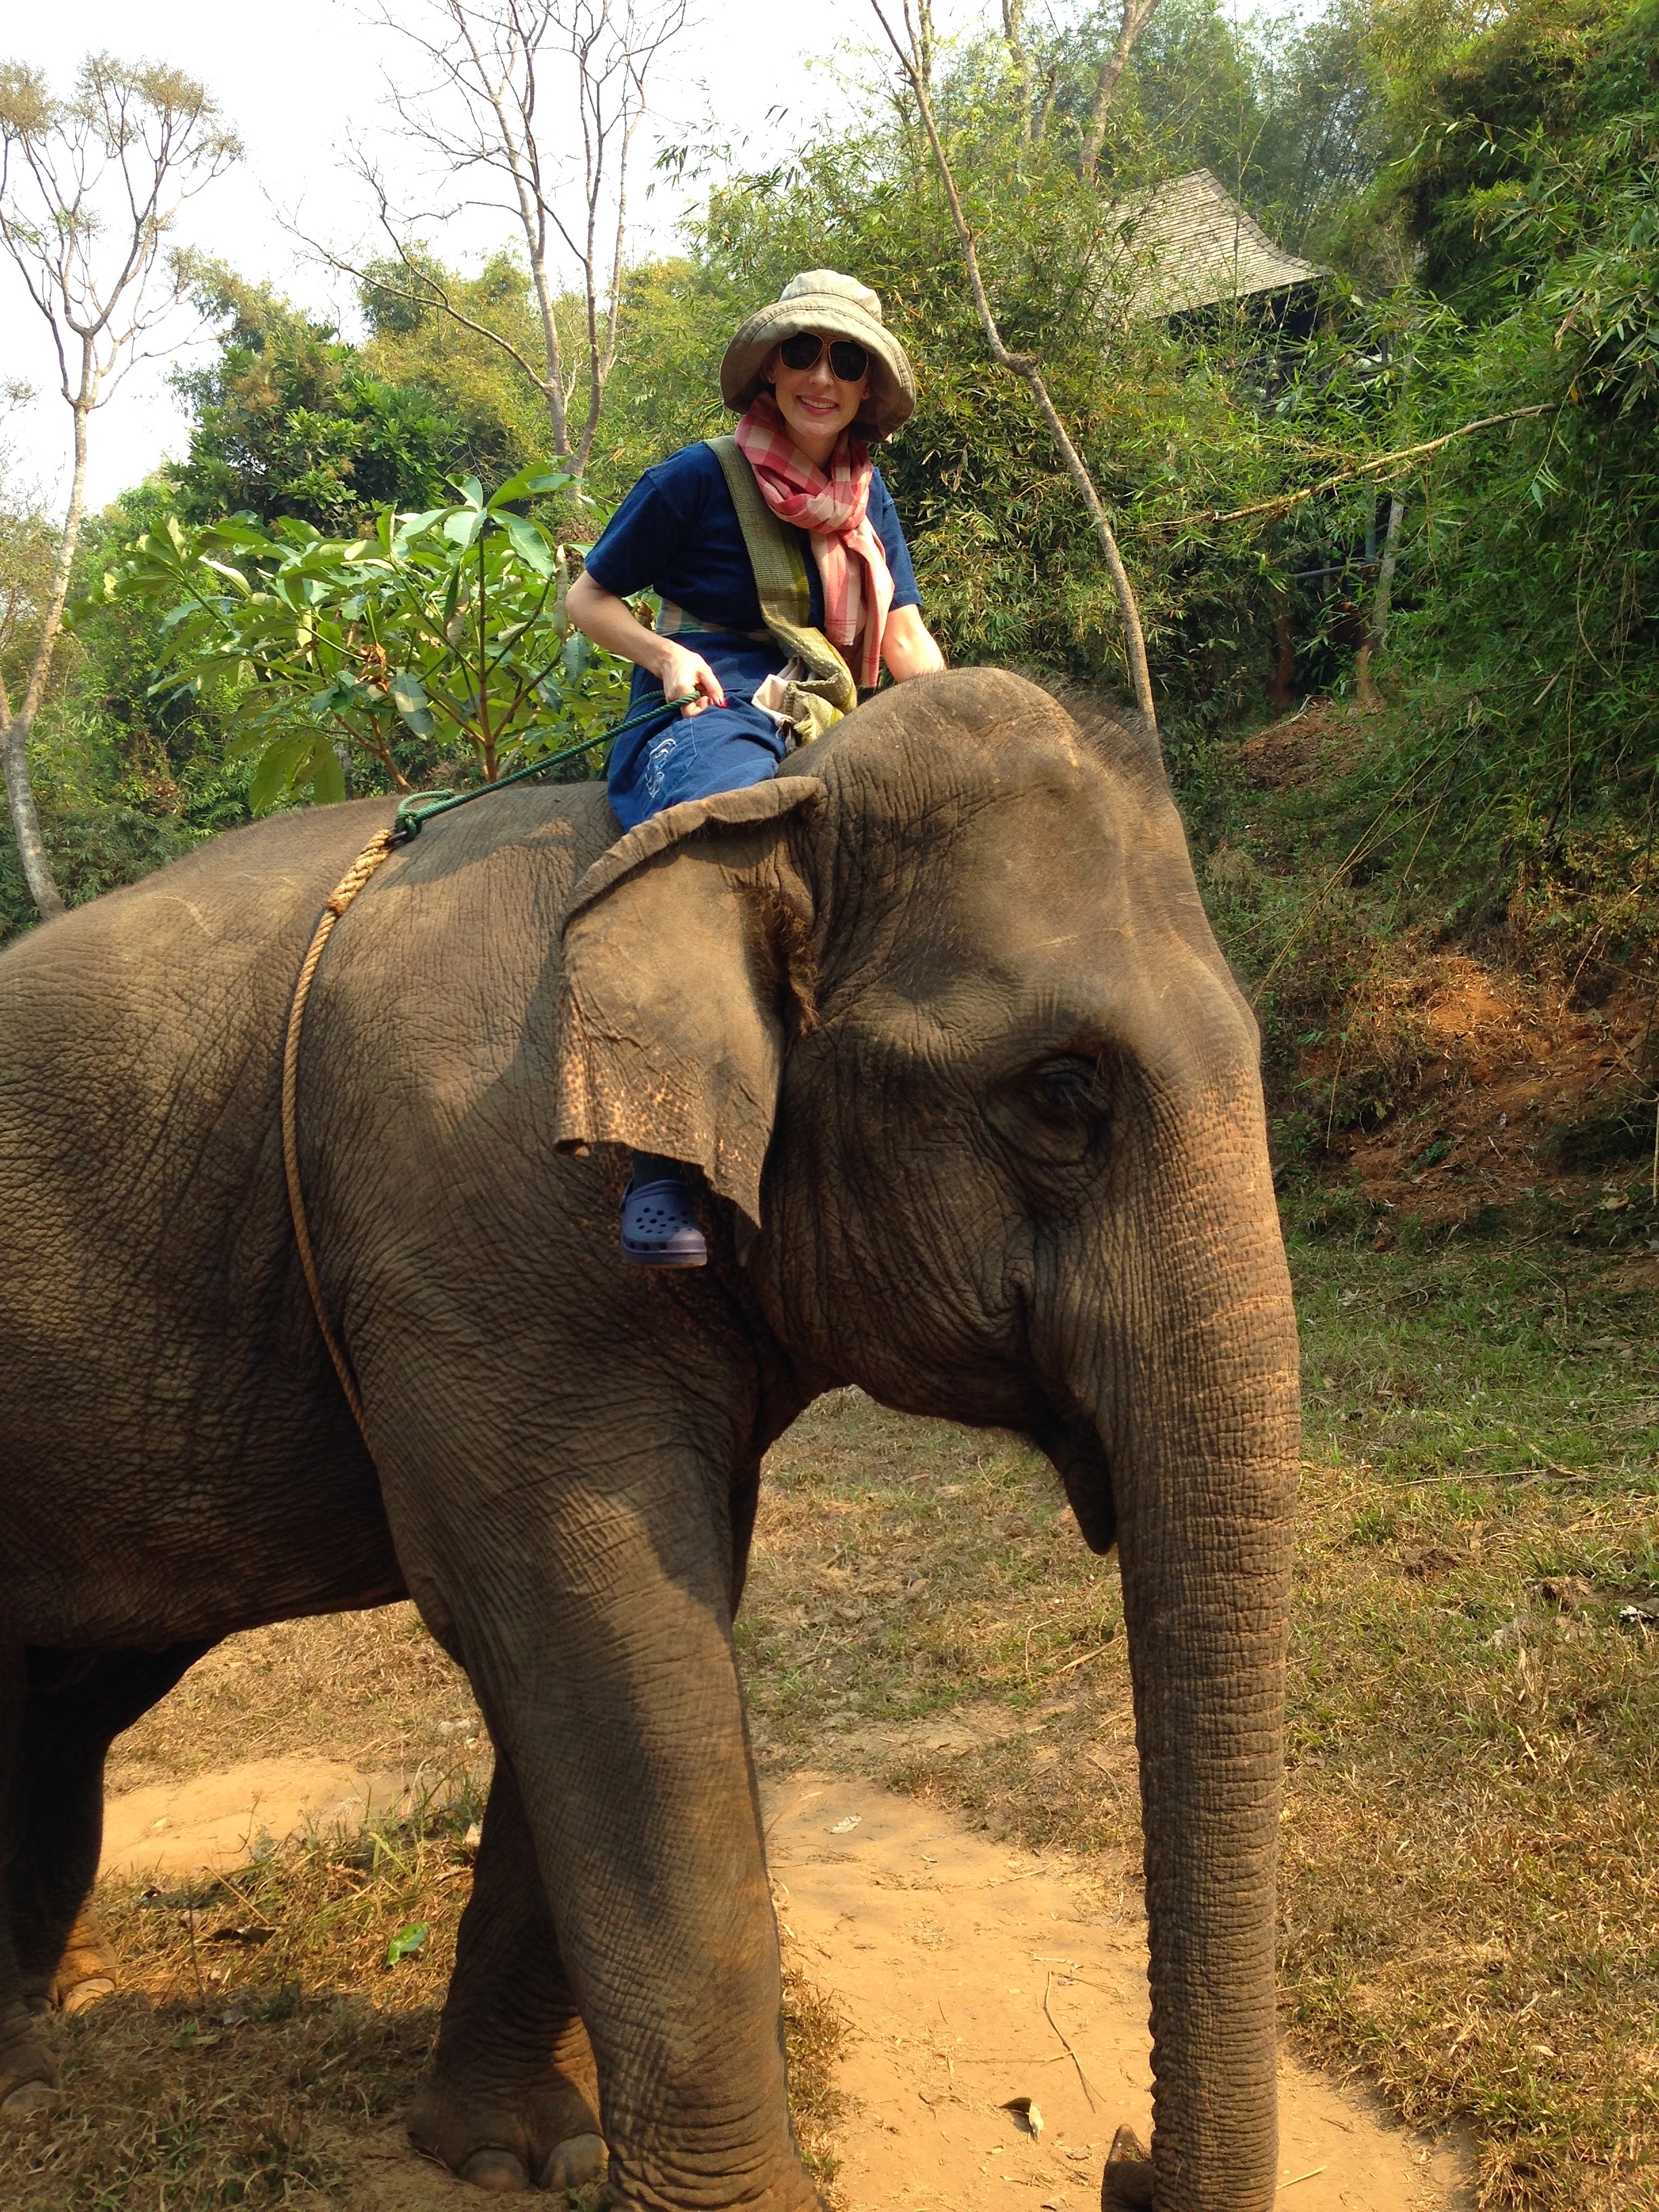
[{"left": 280, "top": 823, "right": 400, "bottom": 1436}]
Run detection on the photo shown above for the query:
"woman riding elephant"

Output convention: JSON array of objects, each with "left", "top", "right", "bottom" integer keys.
[
  {"left": 567, "top": 270, "right": 945, "bottom": 1269},
  {"left": 0, "top": 665, "right": 1300, "bottom": 2212}
]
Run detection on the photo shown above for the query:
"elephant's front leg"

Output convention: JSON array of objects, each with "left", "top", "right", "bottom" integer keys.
[
  {"left": 409, "top": 1750, "right": 605, "bottom": 2192},
  {"left": 380, "top": 1426, "right": 815, "bottom": 2212}
]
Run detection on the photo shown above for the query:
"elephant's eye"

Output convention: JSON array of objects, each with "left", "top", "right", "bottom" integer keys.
[
  {"left": 986, "top": 1054, "right": 1112, "bottom": 1170},
  {"left": 1035, "top": 1059, "right": 1101, "bottom": 1116},
  {"left": 981, "top": 1054, "right": 1113, "bottom": 1174}
]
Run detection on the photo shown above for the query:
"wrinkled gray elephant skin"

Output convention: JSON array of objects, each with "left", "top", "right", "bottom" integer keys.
[{"left": 0, "top": 672, "right": 1299, "bottom": 2209}]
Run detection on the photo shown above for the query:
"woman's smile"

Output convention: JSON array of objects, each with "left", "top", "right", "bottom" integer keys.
[{"left": 767, "top": 333, "right": 871, "bottom": 464}]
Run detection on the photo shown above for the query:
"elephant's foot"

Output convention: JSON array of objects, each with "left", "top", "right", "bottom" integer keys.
[
  {"left": 0, "top": 2011, "right": 60, "bottom": 2120},
  {"left": 20, "top": 1906, "right": 115, "bottom": 2019},
  {"left": 408, "top": 2064, "right": 607, "bottom": 2194},
  {"left": 1101, "top": 2125, "right": 1155, "bottom": 2210},
  {"left": 48, "top": 1906, "right": 116, "bottom": 2017}
]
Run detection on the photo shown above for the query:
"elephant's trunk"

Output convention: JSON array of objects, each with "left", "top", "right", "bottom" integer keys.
[{"left": 1080, "top": 1084, "right": 1299, "bottom": 2212}]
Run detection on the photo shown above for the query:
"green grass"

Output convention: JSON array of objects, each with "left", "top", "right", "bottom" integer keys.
[{"left": 741, "top": 1202, "right": 1659, "bottom": 2212}]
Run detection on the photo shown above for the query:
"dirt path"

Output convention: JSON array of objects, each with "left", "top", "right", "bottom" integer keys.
[
  {"left": 98, "top": 1756, "right": 420, "bottom": 1877},
  {"left": 765, "top": 1775, "right": 1471, "bottom": 2212},
  {"left": 96, "top": 1760, "right": 1473, "bottom": 2210}
]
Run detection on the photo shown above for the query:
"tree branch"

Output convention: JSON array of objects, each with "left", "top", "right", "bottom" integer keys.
[
  {"left": 1139, "top": 407, "right": 1556, "bottom": 533},
  {"left": 349, "top": 0, "right": 685, "bottom": 479},
  {"left": 869, "top": 0, "right": 1158, "bottom": 739}
]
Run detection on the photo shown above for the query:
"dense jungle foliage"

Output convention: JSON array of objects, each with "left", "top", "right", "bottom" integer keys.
[{"left": 3, "top": 0, "right": 1656, "bottom": 1149}]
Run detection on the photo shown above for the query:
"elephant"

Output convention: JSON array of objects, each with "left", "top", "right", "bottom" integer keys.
[{"left": 0, "top": 668, "right": 1299, "bottom": 2211}]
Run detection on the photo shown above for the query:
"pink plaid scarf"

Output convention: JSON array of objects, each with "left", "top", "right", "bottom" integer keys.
[{"left": 733, "top": 392, "right": 895, "bottom": 689}]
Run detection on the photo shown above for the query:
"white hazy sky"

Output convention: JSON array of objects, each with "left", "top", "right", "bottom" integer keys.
[{"left": 0, "top": 0, "right": 909, "bottom": 511}]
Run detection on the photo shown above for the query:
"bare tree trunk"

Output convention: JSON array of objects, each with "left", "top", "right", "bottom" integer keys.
[
  {"left": 455, "top": 0, "right": 573, "bottom": 461},
  {"left": 1080, "top": 0, "right": 1164, "bottom": 180},
  {"left": 1355, "top": 493, "right": 1403, "bottom": 714},
  {"left": 1001, "top": 0, "right": 1032, "bottom": 146},
  {"left": 1, "top": 391, "right": 89, "bottom": 921},
  {"left": 872, "top": 1, "right": 1158, "bottom": 741},
  {"left": 525, "top": 247, "right": 572, "bottom": 462},
  {"left": 1, "top": 689, "right": 60, "bottom": 920}
]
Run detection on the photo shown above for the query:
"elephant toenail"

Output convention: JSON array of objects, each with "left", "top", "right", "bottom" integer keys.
[
  {"left": 539, "top": 2131, "right": 607, "bottom": 2189},
  {"left": 2, "top": 2081, "right": 62, "bottom": 2118},
  {"left": 59, "top": 1976, "right": 116, "bottom": 2017},
  {"left": 459, "top": 2145, "right": 531, "bottom": 2191}
]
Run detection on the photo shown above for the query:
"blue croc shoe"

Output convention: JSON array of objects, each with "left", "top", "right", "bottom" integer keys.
[{"left": 619, "top": 1175, "right": 708, "bottom": 1269}]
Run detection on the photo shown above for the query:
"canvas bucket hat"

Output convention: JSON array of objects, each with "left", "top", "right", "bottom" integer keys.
[{"left": 720, "top": 270, "right": 916, "bottom": 440}]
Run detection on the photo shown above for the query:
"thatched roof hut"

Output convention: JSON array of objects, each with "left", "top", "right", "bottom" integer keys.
[{"left": 1113, "top": 168, "right": 1325, "bottom": 319}]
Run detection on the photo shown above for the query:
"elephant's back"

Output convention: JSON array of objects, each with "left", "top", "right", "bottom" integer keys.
[
  {"left": 299, "top": 783, "right": 619, "bottom": 1173},
  {"left": 0, "top": 799, "right": 401, "bottom": 1031},
  {"left": 0, "top": 779, "right": 615, "bottom": 1301},
  {"left": 0, "top": 781, "right": 616, "bottom": 1055}
]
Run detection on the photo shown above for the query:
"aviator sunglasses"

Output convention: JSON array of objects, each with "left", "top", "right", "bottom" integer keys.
[{"left": 777, "top": 331, "right": 871, "bottom": 382}]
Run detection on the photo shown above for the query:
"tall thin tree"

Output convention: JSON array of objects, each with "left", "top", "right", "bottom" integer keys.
[
  {"left": 319, "top": 0, "right": 685, "bottom": 483},
  {"left": 1080, "top": 0, "right": 1165, "bottom": 179},
  {"left": 0, "top": 56, "right": 239, "bottom": 920}
]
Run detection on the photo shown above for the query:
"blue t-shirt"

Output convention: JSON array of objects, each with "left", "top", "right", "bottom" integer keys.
[{"left": 583, "top": 440, "right": 922, "bottom": 636}]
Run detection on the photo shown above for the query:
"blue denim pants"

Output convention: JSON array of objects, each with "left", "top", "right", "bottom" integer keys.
[{"left": 606, "top": 639, "right": 789, "bottom": 832}]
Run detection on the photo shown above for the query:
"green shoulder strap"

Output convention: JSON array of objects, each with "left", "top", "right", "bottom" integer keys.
[{"left": 706, "top": 435, "right": 857, "bottom": 740}]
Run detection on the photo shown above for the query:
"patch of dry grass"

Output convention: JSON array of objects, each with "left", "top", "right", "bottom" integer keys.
[
  {"left": 737, "top": 1401, "right": 1141, "bottom": 1851},
  {"left": 779, "top": 1963, "right": 849, "bottom": 2196},
  {"left": 3, "top": 1782, "right": 846, "bottom": 2210},
  {"left": 105, "top": 1609, "right": 480, "bottom": 1796},
  {"left": 0, "top": 1786, "right": 480, "bottom": 2209}
]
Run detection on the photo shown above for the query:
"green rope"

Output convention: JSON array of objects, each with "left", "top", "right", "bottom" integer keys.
[{"left": 392, "top": 693, "right": 699, "bottom": 840}]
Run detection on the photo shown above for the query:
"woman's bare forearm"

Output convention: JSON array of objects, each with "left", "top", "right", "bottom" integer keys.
[
  {"left": 882, "top": 605, "right": 946, "bottom": 682},
  {"left": 566, "top": 572, "right": 724, "bottom": 714},
  {"left": 567, "top": 573, "right": 671, "bottom": 678}
]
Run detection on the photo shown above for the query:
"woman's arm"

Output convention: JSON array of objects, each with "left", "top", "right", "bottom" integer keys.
[
  {"left": 566, "top": 571, "right": 725, "bottom": 718},
  {"left": 882, "top": 604, "right": 946, "bottom": 682}
]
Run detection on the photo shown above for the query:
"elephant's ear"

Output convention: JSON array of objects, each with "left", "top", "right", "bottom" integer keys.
[{"left": 552, "top": 776, "right": 825, "bottom": 1226}]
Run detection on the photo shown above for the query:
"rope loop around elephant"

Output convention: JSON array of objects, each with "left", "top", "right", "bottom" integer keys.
[{"left": 280, "top": 824, "right": 401, "bottom": 1437}]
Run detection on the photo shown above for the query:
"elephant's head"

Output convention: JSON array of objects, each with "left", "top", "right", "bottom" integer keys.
[{"left": 553, "top": 669, "right": 1300, "bottom": 2212}]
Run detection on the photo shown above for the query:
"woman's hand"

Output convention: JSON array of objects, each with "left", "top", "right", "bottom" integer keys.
[
  {"left": 882, "top": 604, "right": 946, "bottom": 682},
  {"left": 653, "top": 640, "right": 726, "bottom": 718},
  {"left": 565, "top": 571, "right": 726, "bottom": 717}
]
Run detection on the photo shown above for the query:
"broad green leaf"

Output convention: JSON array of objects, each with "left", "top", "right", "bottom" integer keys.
[
  {"left": 386, "top": 1922, "right": 430, "bottom": 1965},
  {"left": 390, "top": 670, "right": 438, "bottom": 739},
  {"left": 248, "top": 731, "right": 311, "bottom": 814},
  {"left": 310, "top": 674, "right": 361, "bottom": 714},
  {"left": 199, "top": 558, "right": 251, "bottom": 596},
  {"left": 489, "top": 466, "right": 573, "bottom": 509},
  {"left": 562, "top": 632, "right": 593, "bottom": 682},
  {"left": 443, "top": 508, "right": 485, "bottom": 550},
  {"left": 503, "top": 513, "right": 557, "bottom": 578},
  {"left": 212, "top": 520, "right": 276, "bottom": 550},
  {"left": 302, "top": 736, "right": 348, "bottom": 806},
  {"left": 394, "top": 508, "right": 447, "bottom": 548}
]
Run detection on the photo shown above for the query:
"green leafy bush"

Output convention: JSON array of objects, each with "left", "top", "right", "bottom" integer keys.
[{"left": 87, "top": 472, "right": 630, "bottom": 808}]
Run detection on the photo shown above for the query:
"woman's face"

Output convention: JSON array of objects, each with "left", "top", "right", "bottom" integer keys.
[{"left": 766, "top": 333, "right": 870, "bottom": 459}]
